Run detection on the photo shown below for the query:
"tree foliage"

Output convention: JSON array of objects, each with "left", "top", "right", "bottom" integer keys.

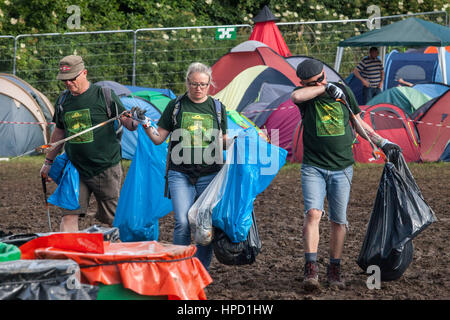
[{"left": 0, "top": 0, "right": 448, "bottom": 100}]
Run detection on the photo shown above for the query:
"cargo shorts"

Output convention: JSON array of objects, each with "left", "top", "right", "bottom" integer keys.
[{"left": 61, "top": 162, "right": 122, "bottom": 226}]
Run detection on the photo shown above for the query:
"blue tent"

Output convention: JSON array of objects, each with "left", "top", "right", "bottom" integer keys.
[
  {"left": 384, "top": 50, "right": 450, "bottom": 89},
  {"left": 412, "top": 83, "right": 450, "bottom": 99},
  {"left": 119, "top": 96, "right": 162, "bottom": 159}
]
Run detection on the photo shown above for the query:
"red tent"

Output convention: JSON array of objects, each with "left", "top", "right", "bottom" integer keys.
[
  {"left": 291, "top": 103, "right": 422, "bottom": 163},
  {"left": 353, "top": 104, "right": 421, "bottom": 163},
  {"left": 249, "top": 5, "right": 292, "bottom": 57},
  {"left": 210, "top": 41, "right": 299, "bottom": 95},
  {"left": 413, "top": 90, "right": 450, "bottom": 161}
]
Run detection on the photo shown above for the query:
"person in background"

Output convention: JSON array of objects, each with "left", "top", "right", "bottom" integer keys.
[
  {"left": 291, "top": 59, "right": 401, "bottom": 291},
  {"left": 130, "top": 62, "right": 229, "bottom": 271},
  {"left": 353, "top": 47, "right": 384, "bottom": 104},
  {"left": 40, "top": 55, "right": 138, "bottom": 232}
]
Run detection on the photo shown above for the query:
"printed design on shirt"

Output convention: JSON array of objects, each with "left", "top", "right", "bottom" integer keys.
[
  {"left": 315, "top": 100, "right": 345, "bottom": 137},
  {"left": 64, "top": 108, "right": 93, "bottom": 143},
  {"left": 180, "top": 112, "right": 214, "bottom": 148}
]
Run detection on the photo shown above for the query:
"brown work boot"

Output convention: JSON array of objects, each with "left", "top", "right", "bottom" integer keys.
[
  {"left": 303, "top": 261, "right": 320, "bottom": 292},
  {"left": 327, "top": 263, "right": 345, "bottom": 289}
]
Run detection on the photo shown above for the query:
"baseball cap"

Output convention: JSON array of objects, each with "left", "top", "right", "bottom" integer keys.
[
  {"left": 56, "top": 55, "right": 85, "bottom": 80},
  {"left": 296, "top": 59, "right": 324, "bottom": 80}
]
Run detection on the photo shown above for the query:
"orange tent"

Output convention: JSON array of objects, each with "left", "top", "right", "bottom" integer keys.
[{"left": 424, "top": 46, "right": 450, "bottom": 54}]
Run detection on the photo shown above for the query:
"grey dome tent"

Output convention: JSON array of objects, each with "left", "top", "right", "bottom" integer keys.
[{"left": 0, "top": 74, "right": 54, "bottom": 157}]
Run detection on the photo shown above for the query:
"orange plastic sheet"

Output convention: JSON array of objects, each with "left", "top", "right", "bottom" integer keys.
[{"left": 24, "top": 235, "right": 211, "bottom": 300}]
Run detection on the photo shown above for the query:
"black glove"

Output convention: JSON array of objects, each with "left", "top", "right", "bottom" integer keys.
[
  {"left": 325, "top": 83, "right": 345, "bottom": 100},
  {"left": 131, "top": 106, "right": 151, "bottom": 128},
  {"left": 131, "top": 106, "right": 146, "bottom": 121},
  {"left": 381, "top": 140, "right": 402, "bottom": 155}
]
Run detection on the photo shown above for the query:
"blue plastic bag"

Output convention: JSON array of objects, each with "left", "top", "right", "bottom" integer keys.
[
  {"left": 212, "top": 128, "right": 287, "bottom": 242},
  {"left": 114, "top": 124, "right": 173, "bottom": 242},
  {"left": 48, "top": 153, "right": 80, "bottom": 210}
]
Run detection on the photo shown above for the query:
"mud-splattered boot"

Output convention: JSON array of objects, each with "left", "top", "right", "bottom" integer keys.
[
  {"left": 303, "top": 261, "right": 320, "bottom": 292},
  {"left": 327, "top": 263, "right": 345, "bottom": 289}
]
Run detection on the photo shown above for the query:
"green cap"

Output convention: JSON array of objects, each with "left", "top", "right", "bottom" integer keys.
[{"left": 57, "top": 55, "right": 85, "bottom": 80}]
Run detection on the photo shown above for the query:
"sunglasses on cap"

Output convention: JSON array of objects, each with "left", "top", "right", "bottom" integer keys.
[
  {"left": 61, "top": 71, "right": 83, "bottom": 82},
  {"left": 303, "top": 72, "right": 325, "bottom": 87}
]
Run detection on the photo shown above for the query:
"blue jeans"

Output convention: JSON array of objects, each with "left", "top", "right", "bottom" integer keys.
[
  {"left": 362, "top": 87, "right": 381, "bottom": 104},
  {"left": 301, "top": 164, "right": 353, "bottom": 226},
  {"left": 167, "top": 170, "right": 217, "bottom": 270}
]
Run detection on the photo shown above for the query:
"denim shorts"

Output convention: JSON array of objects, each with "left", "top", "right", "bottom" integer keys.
[{"left": 301, "top": 163, "right": 353, "bottom": 226}]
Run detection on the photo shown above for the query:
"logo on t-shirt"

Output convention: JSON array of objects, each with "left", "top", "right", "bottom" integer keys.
[
  {"left": 180, "top": 112, "right": 214, "bottom": 148},
  {"left": 64, "top": 108, "right": 93, "bottom": 143},
  {"left": 315, "top": 101, "right": 345, "bottom": 137}
]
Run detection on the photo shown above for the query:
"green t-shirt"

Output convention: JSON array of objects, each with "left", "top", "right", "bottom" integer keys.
[
  {"left": 295, "top": 83, "right": 361, "bottom": 171},
  {"left": 53, "top": 84, "right": 125, "bottom": 178},
  {"left": 158, "top": 95, "right": 227, "bottom": 181}
]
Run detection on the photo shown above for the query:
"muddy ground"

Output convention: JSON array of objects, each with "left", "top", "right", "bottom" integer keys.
[{"left": 0, "top": 159, "right": 448, "bottom": 300}]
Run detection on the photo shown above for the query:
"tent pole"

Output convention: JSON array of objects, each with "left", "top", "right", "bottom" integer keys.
[{"left": 438, "top": 47, "right": 448, "bottom": 84}]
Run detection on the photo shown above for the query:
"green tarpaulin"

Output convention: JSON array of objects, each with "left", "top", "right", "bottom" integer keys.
[{"left": 339, "top": 18, "right": 450, "bottom": 47}]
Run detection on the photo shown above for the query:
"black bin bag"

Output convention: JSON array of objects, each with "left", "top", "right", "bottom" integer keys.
[
  {"left": 357, "top": 150, "right": 437, "bottom": 281},
  {"left": 0, "top": 259, "right": 99, "bottom": 300},
  {"left": 213, "top": 210, "right": 262, "bottom": 265}
]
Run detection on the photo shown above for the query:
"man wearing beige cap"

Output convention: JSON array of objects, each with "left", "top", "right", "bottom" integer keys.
[{"left": 40, "top": 55, "right": 138, "bottom": 232}]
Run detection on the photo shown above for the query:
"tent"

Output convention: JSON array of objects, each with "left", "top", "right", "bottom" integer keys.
[
  {"left": 212, "top": 65, "right": 296, "bottom": 112},
  {"left": 412, "top": 90, "right": 450, "bottom": 162},
  {"left": 130, "top": 90, "right": 173, "bottom": 113},
  {"left": 291, "top": 103, "right": 422, "bottom": 164},
  {"left": 335, "top": 18, "right": 450, "bottom": 84},
  {"left": 210, "top": 40, "right": 299, "bottom": 95},
  {"left": 353, "top": 104, "right": 421, "bottom": 163},
  {"left": 248, "top": 5, "right": 292, "bottom": 57},
  {"left": 412, "top": 83, "right": 450, "bottom": 98},
  {"left": 0, "top": 74, "right": 54, "bottom": 157},
  {"left": 125, "top": 85, "right": 176, "bottom": 99},
  {"left": 94, "top": 81, "right": 173, "bottom": 159},
  {"left": 366, "top": 86, "right": 432, "bottom": 115},
  {"left": 240, "top": 83, "right": 299, "bottom": 159},
  {"left": 383, "top": 50, "right": 450, "bottom": 89},
  {"left": 286, "top": 56, "right": 346, "bottom": 84},
  {"left": 95, "top": 80, "right": 131, "bottom": 97}
]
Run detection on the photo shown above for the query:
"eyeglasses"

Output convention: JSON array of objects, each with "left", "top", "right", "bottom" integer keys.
[
  {"left": 62, "top": 71, "right": 83, "bottom": 82},
  {"left": 303, "top": 72, "right": 325, "bottom": 87},
  {"left": 188, "top": 82, "right": 209, "bottom": 88}
]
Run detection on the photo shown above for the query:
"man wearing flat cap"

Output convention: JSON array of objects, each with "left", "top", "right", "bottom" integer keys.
[
  {"left": 40, "top": 55, "right": 138, "bottom": 232},
  {"left": 291, "top": 59, "right": 401, "bottom": 292}
]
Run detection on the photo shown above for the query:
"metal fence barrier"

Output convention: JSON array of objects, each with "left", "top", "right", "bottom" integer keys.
[{"left": 1, "top": 11, "right": 447, "bottom": 102}]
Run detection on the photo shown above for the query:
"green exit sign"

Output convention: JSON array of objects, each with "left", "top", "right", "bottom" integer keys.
[{"left": 215, "top": 27, "right": 236, "bottom": 40}]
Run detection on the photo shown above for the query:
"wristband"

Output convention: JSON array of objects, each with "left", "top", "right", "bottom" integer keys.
[
  {"left": 380, "top": 139, "right": 390, "bottom": 148},
  {"left": 44, "top": 158, "right": 54, "bottom": 165}
]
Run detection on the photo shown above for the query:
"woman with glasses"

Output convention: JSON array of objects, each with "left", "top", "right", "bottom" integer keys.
[{"left": 131, "top": 62, "right": 228, "bottom": 271}]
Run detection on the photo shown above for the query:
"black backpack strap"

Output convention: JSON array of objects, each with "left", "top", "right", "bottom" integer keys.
[
  {"left": 101, "top": 87, "right": 123, "bottom": 140},
  {"left": 164, "top": 93, "right": 186, "bottom": 198},
  {"left": 56, "top": 89, "right": 70, "bottom": 116}
]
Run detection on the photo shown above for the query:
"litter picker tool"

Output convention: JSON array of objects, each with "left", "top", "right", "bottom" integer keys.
[
  {"left": 41, "top": 174, "right": 52, "bottom": 232},
  {"left": 336, "top": 97, "right": 385, "bottom": 162},
  {"left": 35, "top": 110, "right": 128, "bottom": 154}
]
